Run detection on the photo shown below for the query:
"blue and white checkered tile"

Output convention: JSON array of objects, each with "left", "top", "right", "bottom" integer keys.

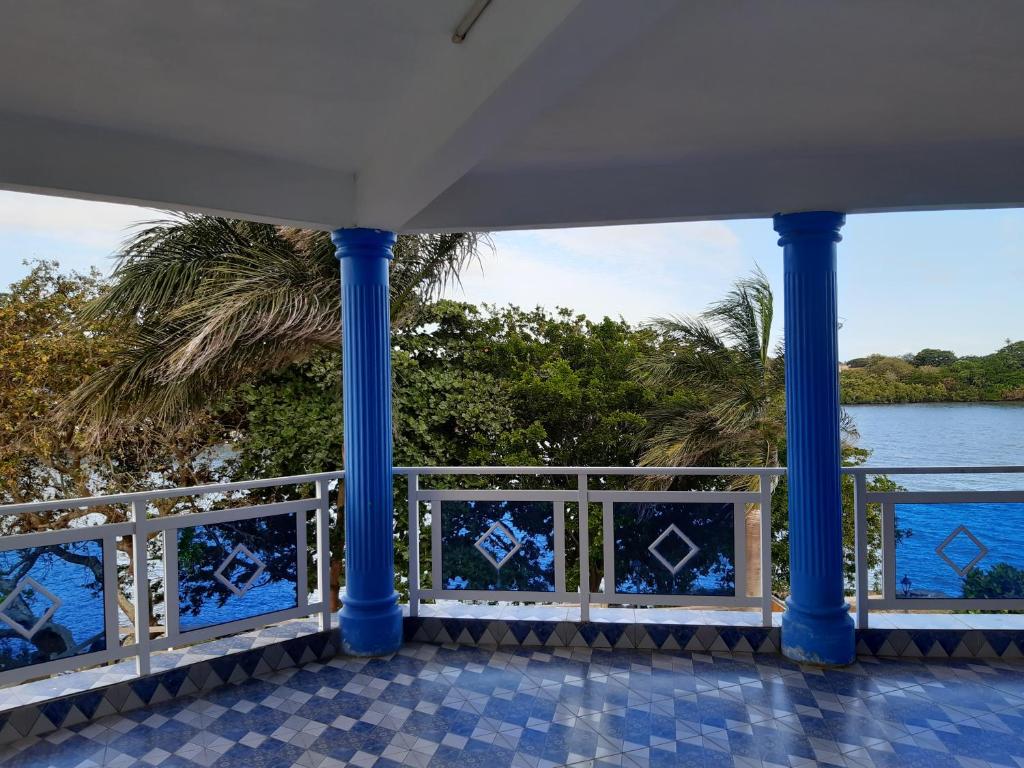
[{"left": 6, "top": 642, "right": 1024, "bottom": 767}]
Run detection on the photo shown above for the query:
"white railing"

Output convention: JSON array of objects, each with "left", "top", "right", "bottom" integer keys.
[
  {"left": 0, "top": 471, "right": 340, "bottom": 687},
  {"left": 848, "top": 465, "right": 1024, "bottom": 628},
  {"left": 4, "top": 463, "right": 1024, "bottom": 688},
  {"left": 398, "top": 467, "right": 780, "bottom": 627}
]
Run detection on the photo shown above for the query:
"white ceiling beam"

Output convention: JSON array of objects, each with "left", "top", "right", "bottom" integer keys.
[
  {"left": 354, "top": 0, "right": 677, "bottom": 232},
  {"left": 0, "top": 112, "right": 356, "bottom": 230},
  {"left": 406, "top": 140, "right": 1024, "bottom": 231}
]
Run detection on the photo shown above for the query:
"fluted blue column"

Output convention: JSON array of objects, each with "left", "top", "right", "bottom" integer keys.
[
  {"left": 774, "top": 211, "right": 854, "bottom": 666},
  {"left": 332, "top": 227, "right": 402, "bottom": 656}
]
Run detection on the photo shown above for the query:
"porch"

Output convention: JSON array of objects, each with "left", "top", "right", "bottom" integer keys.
[{"left": 4, "top": 2, "right": 1024, "bottom": 766}]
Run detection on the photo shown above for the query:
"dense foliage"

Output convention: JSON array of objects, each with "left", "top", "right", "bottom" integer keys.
[
  {"left": 963, "top": 563, "right": 1024, "bottom": 600},
  {"left": 842, "top": 343, "right": 1024, "bottom": 403}
]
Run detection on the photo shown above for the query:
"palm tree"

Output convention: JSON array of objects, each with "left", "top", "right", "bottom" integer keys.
[
  {"left": 64, "top": 214, "right": 487, "bottom": 432},
  {"left": 633, "top": 268, "right": 784, "bottom": 599}
]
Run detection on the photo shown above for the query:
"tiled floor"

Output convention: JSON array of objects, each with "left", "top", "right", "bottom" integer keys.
[{"left": 6, "top": 643, "right": 1024, "bottom": 768}]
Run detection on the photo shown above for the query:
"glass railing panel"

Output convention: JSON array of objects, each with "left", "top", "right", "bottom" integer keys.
[
  {"left": 439, "top": 500, "right": 555, "bottom": 592},
  {"left": 612, "top": 502, "right": 735, "bottom": 596},
  {"left": 0, "top": 540, "right": 106, "bottom": 673},
  {"left": 894, "top": 502, "right": 1024, "bottom": 599},
  {"left": 177, "top": 513, "right": 299, "bottom": 633}
]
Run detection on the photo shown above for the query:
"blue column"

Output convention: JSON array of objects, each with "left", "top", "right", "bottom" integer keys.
[
  {"left": 332, "top": 227, "right": 403, "bottom": 656},
  {"left": 773, "top": 211, "right": 854, "bottom": 666}
]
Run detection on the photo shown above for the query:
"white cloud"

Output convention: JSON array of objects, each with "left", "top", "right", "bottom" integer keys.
[
  {"left": 527, "top": 221, "right": 741, "bottom": 267},
  {"left": 0, "top": 190, "right": 151, "bottom": 248},
  {"left": 447, "top": 220, "right": 748, "bottom": 324}
]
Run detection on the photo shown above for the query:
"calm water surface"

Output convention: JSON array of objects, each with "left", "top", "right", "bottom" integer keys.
[{"left": 847, "top": 402, "right": 1024, "bottom": 597}]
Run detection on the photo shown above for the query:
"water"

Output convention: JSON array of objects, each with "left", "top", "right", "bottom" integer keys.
[{"left": 847, "top": 402, "right": 1024, "bottom": 598}]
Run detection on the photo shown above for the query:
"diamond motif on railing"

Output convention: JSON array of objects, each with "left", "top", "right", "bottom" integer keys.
[
  {"left": 214, "top": 543, "right": 266, "bottom": 596},
  {"left": 474, "top": 521, "right": 522, "bottom": 570},
  {"left": 0, "top": 577, "right": 61, "bottom": 640},
  {"left": 935, "top": 524, "right": 988, "bottom": 577},
  {"left": 648, "top": 524, "right": 700, "bottom": 575}
]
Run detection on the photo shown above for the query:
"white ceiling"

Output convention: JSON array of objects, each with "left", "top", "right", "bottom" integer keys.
[{"left": 1, "top": 0, "right": 1023, "bottom": 232}]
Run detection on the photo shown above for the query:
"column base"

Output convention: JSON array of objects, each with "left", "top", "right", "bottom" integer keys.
[
  {"left": 339, "top": 591, "right": 403, "bottom": 657},
  {"left": 781, "top": 596, "right": 855, "bottom": 666}
]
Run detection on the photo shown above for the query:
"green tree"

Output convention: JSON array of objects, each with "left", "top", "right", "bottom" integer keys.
[
  {"left": 633, "top": 268, "right": 784, "bottom": 597},
  {"left": 64, "top": 215, "right": 486, "bottom": 432},
  {"left": 0, "top": 262, "right": 227, "bottom": 657},
  {"left": 56, "top": 217, "right": 488, "bottom": 612},
  {"left": 841, "top": 340, "right": 1024, "bottom": 403},
  {"left": 225, "top": 302, "right": 661, "bottom": 599},
  {"left": 634, "top": 269, "right": 891, "bottom": 600},
  {"left": 912, "top": 348, "right": 957, "bottom": 367},
  {"left": 963, "top": 563, "right": 1024, "bottom": 599}
]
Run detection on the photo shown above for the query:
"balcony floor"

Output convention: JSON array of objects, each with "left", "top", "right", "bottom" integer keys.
[{"left": 6, "top": 643, "right": 1024, "bottom": 768}]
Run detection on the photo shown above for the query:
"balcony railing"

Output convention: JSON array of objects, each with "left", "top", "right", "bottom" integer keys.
[
  {"left": 401, "top": 467, "right": 779, "bottom": 624},
  {"left": 2, "top": 464, "right": 1024, "bottom": 688},
  {"left": 0, "top": 472, "right": 338, "bottom": 688},
  {"left": 847, "top": 465, "right": 1024, "bottom": 627}
]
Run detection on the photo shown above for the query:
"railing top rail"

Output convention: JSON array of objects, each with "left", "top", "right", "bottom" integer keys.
[
  {"left": 841, "top": 465, "right": 1024, "bottom": 476},
  {"left": 0, "top": 470, "right": 345, "bottom": 516},
  {"left": 393, "top": 466, "right": 787, "bottom": 476},
  {"left": 8, "top": 464, "right": 1024, "bottom": 517}
]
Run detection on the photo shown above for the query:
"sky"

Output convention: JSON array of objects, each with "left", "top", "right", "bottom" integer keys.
[{"left": 2, "top": 189, "right": 1022, "bottom": 360}]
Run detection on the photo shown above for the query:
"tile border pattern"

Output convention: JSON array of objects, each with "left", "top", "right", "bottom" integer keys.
[
  {"left": 405, "top": 616, "right": 1024, "bottom": 661},
  {"left": 0, "top": 629, "right": 339, "bottom": 745},
  {"left": 406, "top": 617, "right": 780, "bottom": 654}
]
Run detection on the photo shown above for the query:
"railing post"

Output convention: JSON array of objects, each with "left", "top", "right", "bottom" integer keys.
[
  {"left": 316, "top": 478, "right": 333, "bottom": 632},
  {"left": 296, "top": 502, "right": 309, "bottom": 612},
  {"left": 131, "top": 499, "right": 151, "bottom": 676},
  {"left": 853, "top": 471, "right": 869, "bottom": 629},
  {"left": 102, "top": 535, "right": 121, "bottom": 656},
  {"left": 408, "top": 473, "right": 420, "bottom": 618},
  {"left": 881, "top": 501, "right": 897, "bottom": 604},
  {"left": 760, "top": 471, "right": 774, "bottom": 628},
  {"left": 578, "top": 472, "right": 590, "bottom": 622},
  {"left": 162, "top": 524, "right": 179, "bottom": 645},
  {"left": 554, "top": 502, "right": 567, "bottom": 595}
]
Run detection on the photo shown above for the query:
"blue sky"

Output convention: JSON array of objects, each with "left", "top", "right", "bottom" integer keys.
[{"left": 1, "top": 189, "right": 1022, "bottom": 360}]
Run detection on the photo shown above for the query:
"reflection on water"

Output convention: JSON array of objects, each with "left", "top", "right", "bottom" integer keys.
[
  {"left": 0, "top": 540, "right": 105, "bottom": 673},
  {"left": 440, "top": 501, "right": 555, "bottom": 592},
  {"left": 177, "top": 513, "right": 299, "bottom": 632},
  {"left": 613, "top": 502, "right": 735, "bottom": 596}
]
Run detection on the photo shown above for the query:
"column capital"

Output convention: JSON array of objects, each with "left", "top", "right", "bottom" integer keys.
[
  {"left": 773, "top": 211, "right": 845, "bottom": 247},
  {"left": 331, "top": 227, "right": 397, "bottom": 259}
]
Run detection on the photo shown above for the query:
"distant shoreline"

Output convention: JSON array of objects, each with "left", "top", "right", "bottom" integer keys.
[{"left": 842, "top": 398, "right": 1024, "bottom": 406}]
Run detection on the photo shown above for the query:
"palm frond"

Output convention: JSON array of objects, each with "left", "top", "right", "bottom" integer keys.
[
  {"left": 65, "top": 216, "right": 487, "bottom": 432},
  {"left": 634, "top": 269, "right": 783, "bottom": 480}
]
